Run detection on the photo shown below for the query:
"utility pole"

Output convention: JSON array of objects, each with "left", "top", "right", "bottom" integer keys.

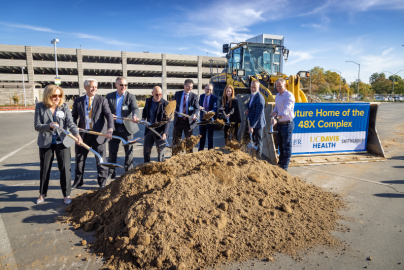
[
  {"left": 346, "top": 61, "right": 360, "bottom": 100},
  {"left": 21, "top": 67, "right": 26, "bottom": 106},
  {"left": 383, "top": 70, "right": 403, "bottom": 97}
]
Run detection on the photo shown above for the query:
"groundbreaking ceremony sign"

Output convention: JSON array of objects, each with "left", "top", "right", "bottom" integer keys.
[{"left": 292, "top": 103, "right": 370, "bottom": 155}]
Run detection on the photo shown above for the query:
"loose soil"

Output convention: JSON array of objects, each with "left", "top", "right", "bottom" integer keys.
[
  {"left": 64, "top": 148, "right": 344, "bottom": 270},
  {"left": 202, "top": 111, "right": 216, "bottom": 120},
  {"left": 171, "top": 135, "right": 202, "bottom": 156}
]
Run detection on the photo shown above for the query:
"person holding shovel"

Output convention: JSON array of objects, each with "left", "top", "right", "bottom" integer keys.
[
  {"left": 34, "top": 85, "right": 82, "bottom": 205},
  {"left": 244, "top": 80, "right": 266, "bottom": 159},
  {"left": 219, "top": 85, "right": 241, "bottom": 144},
  {"left": 198, "top": 83, "right": 218, "bottom": 151},
  {"left": 270, "top": 78, "right": 295, "bottom": 171},
  {"left": 142, "top": 86, "right": 171, "bottom": 162}
]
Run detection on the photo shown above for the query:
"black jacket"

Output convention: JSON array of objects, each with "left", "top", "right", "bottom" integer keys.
[
  {"left": 106, "top": 91, "right": 139, "bottom": 135},
  {"left": 142, "top": 97, "right": 171, "bottom": 136},
  {"left": 173, "top": 90, "right": 200, "bottom": 130},
  {"left": 220, "top": 98, "right": 241, "bottom": 123}
]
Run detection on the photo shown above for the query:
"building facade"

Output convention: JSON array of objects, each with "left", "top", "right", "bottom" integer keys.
[
  {"left": 246, "top": 34, "right": 285, "bottom": 74},
  {"left": 0, "top": 44, "right": 225, "bottom": 100}
]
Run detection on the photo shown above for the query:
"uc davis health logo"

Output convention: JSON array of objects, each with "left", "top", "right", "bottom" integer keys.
[{"left": 293, "top": 138, "right": 302, "bottom": 147}]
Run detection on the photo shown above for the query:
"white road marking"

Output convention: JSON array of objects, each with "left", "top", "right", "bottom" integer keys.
[
  {"left": 0, "top": 139, "right": 36, "bottom": 163},
  {"left": 0, "top": 213, "right": 17, "bottom": 267}
]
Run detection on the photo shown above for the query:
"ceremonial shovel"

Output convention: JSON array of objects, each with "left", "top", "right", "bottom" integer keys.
[
  {"left": 268, "top": 116, "right": 278, "bottom": 135},
  {"left": 246, "top": 117, "right": 258, "bottom": 151},
  {"left": 52, "top": 125, "right": 123, "bottom": 168},
  {"left": 78, "top": 129, "right": 143, "bottom": 146}
]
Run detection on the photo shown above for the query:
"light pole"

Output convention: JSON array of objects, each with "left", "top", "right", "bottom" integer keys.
[
  {"left": 51, "top": 39, "right": 60, "bottom": 84},
  {"left": 309, "top": 70, "right": 311, "bottom": 95},
  {"left": 383, "top": 70, "right": 403, "bottom": 97},
  {"left": 346, "top": 61, "right": 360, "bottom": 100},
  {"left": 330, "top": 69, "right": 342, "bottom": 100},
  {"left": 21, "top": 67, "right": 26, "bottom": 106}
]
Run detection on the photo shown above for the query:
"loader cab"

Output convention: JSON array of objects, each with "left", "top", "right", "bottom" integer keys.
[{"left": 226, "top": 43, "right": 277, "bottom": 80}]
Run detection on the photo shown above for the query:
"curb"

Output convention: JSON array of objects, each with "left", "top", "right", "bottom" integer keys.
[{"left": 0, "top": 110, "right": 35, "bottom": 113}]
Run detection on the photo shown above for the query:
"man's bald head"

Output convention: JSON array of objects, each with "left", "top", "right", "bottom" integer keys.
[{"left": 152, "top": 86, "right": 163, "bottom": 102}]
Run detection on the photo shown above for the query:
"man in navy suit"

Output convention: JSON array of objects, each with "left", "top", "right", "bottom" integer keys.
[
  {"left": 172, "top": 79, "right": 200, "bottom": 154},
  {"left": 245, "top": 80, "right": 266, "bottom": 159},
  {"left": 198, "top": 83, "right": 218, "bottom": 151}
]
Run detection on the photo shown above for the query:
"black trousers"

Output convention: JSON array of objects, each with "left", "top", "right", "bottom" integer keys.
[
  {"left": 252, "top": 127, "right": 264, "bottom": 159},
  {"left": 198, "top": 124, "right": 214, "bottom": 151},
  {"left": 173, "top": 118, "right": 193, "bottom": 154},
  {"left": 74, "top": 133, "right": 108, "bottom": 187},
  {"left": 39, "top": 143, "right": 71, "bottom": 197},
  {"left": 143, "top": 133, "right": 166, "bottom": 163},
  {"left": 224, "top": 123, "right": 239, "bottom": 143},
  {"left": 108, "top": 123, "right": 133, "bottom": 175}
]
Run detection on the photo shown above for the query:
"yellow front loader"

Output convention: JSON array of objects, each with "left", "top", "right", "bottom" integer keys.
[{"left": 208, "top": 41, "right": 385, "bottom": 166}]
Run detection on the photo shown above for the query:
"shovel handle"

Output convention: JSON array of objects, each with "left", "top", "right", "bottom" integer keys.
[{"left": 67, "top": 133, "right": 91, "bottom": 150}]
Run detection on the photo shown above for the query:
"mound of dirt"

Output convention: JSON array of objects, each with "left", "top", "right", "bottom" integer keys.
[{"left": 64, "top": 148, "right": 344, "bottom": 270}]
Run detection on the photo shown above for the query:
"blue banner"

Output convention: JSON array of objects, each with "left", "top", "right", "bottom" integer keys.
[{"left": 291, "top": 103, "right": 370, "bottom": 155}]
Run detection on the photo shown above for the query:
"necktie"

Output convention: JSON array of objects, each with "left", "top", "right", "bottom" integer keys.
[
  {"left": 203, "top": 96, "right": 208, "bottom": 115},
  {"left": 182, "top": 94, "right": 187, "bottom": 120},
  {"left": 88, "top": 97, "right": 93, "bottom": 129}
]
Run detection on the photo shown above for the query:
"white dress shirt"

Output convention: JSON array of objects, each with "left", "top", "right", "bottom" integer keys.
[{"left": 273, "top": 90, "right": 295, "bottom": 122}]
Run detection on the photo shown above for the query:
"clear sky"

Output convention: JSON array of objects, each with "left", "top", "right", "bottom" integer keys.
[{"left": 0, "top": 0, "right": 403, "bottom": 84}]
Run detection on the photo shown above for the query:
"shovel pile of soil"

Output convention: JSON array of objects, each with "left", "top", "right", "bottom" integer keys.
[
  {"left": 171, "top": 135, "right": 202, "bottom": 156},
  {"left": 64, "top": 148, "right": 344, "bottom": 270}
]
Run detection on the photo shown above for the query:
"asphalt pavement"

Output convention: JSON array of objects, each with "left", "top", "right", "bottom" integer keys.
[{"left": 0, "top": 103, "right": 403, "bottom": 270}]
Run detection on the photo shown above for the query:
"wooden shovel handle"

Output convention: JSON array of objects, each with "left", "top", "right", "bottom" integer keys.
[
  {"left": 86, "top": 130, "right": 106, "bottom": 137},
  {"left": 67, "top": 133, "right": 90, "bottom": 150}
]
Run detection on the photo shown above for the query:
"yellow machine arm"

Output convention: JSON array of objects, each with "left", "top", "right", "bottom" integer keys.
[{"left": 250, "top": 75, "right": 308, "bottom": 104}]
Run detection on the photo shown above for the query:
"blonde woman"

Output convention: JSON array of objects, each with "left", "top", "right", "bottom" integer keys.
[
  {"left": 34, "top": 85, "right": 82, "bottom": 205},
  {"left": 219, "top": 85, "right": 241, "bottom": 143}
]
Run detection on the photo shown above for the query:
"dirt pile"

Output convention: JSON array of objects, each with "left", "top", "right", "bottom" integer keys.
[
  {"left": 64, "top": 148, "right": 344, "bottom": 270},
  {"left": 202, "top": 111, "right": 216, "bottom": 120}
]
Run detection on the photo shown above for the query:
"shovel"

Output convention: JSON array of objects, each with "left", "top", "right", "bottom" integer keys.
[
  {"left": 78, "top": 129, "right": 143, "bottom": 146},
  {"left": 146, "top": 126, "right": 173, "bottom": 148},
  {"left": 246, "top": 117, "right": 258, "bottom": 151},
  {"left": 175, "top": 111, "right": 202, "bottom": 124},
  {"left": 268, "top": 116, "right": 278, "bottom": 135},
  {"left": 52, "top": 126, "right": 123, "bottom": 168},
  {"left": 114, "top": 117, "right": 152, "bottom": 127}
]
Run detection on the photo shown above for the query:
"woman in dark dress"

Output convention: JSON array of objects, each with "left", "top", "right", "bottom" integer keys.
[{"left": 219, "top": 85, "right": 241, "bottom": 144}]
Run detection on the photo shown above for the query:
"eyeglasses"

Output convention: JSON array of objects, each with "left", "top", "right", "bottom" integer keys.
[
  {"left": 52, "top": 94, "right": 62, "bottom": 98},
  {"left": 154, "top": 94, "right": 162, "bottom": 97},
  {"left": 119, "top": 84, "right": 128, "bottom": 87}
]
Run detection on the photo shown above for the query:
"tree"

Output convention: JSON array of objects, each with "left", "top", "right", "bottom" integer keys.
[
  {"left": 388, "top": 75, "right": 402, "bottom": 82},
  {"left": 369, "top": 72, "right": 385, "bottom": 84}
]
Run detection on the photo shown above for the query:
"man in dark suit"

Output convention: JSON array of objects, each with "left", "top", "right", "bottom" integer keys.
[
  {"left": 142, "top": 86, "right": 171, "bottom": 163},
  {"left": 172, "top": 79, "right": 200, "bottom": 154},
  {"left": 71, "top": 78, "right": 114, "bottom": 189},
  {"left": 106, "top": 76, "right": 139, "bottom": 179},
  {"left": 198, "top": 83, "right": 218, "bottom": 151},
  {"left": 245, "top": 80, "right": 266, "bottom": 159}
]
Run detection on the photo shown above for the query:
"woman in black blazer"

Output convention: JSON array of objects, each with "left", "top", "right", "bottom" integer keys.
[
  {"left": 34, "top": 85, "right": 82, "bottom": 205},
  {"left": 219, "top": 85, "right": 241, "bottom": 144}
]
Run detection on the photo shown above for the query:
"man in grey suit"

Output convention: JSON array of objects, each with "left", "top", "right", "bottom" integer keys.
[
  {"left": 71, "top": 78, "right": 114, "bottom": 189},
  {"left": 172, "top": 79, "right": 199, "bottom": 154},
  {"left": 106, "top": 76, "right": 139, "bottom": 179}
]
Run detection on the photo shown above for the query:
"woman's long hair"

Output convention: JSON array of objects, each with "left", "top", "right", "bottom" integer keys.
[
  {"left": 42, "top": 84, "right": 65, "bottom": 108},
  {"left": 222, "top": 85, "right": 235, "bottom": 108}
]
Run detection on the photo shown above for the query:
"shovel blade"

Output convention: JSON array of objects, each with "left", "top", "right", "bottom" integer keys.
[{"left": 100, "top": 162, "right": 123, "bottom": 168}]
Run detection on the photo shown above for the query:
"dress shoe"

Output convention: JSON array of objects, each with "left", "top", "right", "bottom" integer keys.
[
  {"left": 71, "top": 182, "right": 83, "bottom": 190},
  {"left": 99, "top": 185, "right": 106, "bottom": 190}
]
